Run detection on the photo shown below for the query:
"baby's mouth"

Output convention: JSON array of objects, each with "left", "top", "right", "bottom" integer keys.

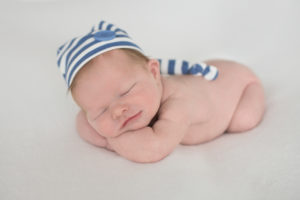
[{"left": 121, "top": 111, "right": 142, "bottom": 129}]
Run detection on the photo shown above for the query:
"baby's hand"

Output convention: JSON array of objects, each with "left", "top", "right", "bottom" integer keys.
[{"left": 107, "top": 98, "right": 190, "bottom": 163}]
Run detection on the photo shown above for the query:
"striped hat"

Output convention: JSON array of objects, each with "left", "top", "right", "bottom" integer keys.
[
  {"left": 56, "top": 20, "right": 219, "bottom": 87},
  {"left": 56, "top": 20, "right": 145, "bottom": 87},
  {"left": 158, "top": 59, "right": 219, "bottom": 81}
]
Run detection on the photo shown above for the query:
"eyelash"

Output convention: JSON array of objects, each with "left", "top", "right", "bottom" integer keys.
[
  {"left": 122, "top": 89, "right": 131, "bottom": 96},
  {"left": 101, "top": 107, "right": 108, "bottom": 114},
  {"left": 121, "top": 83, "right": 136, "bottom": 96}
]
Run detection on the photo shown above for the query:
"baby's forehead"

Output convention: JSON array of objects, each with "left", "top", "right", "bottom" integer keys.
[
  {"left": 72, "top": 49, "right": 147, "bottom": 90},
  {"left": 82, "top": 62, "right": 138, "bottom": 83}
]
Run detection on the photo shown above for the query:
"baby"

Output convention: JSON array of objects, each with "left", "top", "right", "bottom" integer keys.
[{"left": 57, "top": 21, "right": 265, "bottom": 163}]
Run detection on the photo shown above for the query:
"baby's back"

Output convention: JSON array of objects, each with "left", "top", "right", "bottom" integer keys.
[{"left": 162, "top": 59, "right": 260, "bottom": 135}]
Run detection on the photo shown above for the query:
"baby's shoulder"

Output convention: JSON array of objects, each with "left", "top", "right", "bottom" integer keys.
[
  {"left": 159, "top": 77, "right": 194, "bottom": 114},
  {"left": 160, "top": 76, "right": 213, "bottom": 122},
  {"left": 161, "top": 75, "right": 202, "bottom": 99},
  {"left": 161, "top": 76, "right": 187, "bottom": 101}
]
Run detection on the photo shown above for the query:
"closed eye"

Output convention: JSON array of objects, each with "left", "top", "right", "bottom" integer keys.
[
  {"left": 100, "top": 107, "right": 108, "bottom": 114},
  {"left": 121, "top": 83, "right": 136, "bottom": 96}
]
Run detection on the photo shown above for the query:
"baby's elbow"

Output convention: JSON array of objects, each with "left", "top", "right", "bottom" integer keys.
[
  {"left": 131, "top": 150, "right": 169, "bottom": 163},
  {"left": 128, "top": 143, "right": 172, "bottom": 163}
]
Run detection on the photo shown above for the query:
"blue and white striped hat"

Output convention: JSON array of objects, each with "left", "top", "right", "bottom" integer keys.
[
  {"left": 158, "top": 59, "right": 219, "bottom": 81},
  {"left": 56, "top": 20, "right": 218, "bottom": 87},
  {"left": 56, "top": 20, "right": 145, "bottom": 87}
]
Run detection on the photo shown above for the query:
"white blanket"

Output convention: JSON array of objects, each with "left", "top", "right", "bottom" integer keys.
[{"left": 1, "top": 0, "right": 299, "bottom": 199}]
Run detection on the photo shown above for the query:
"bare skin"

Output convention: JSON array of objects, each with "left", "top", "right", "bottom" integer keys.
[{"left": 72, "top": 50, "right": 265, "bottom": 163}]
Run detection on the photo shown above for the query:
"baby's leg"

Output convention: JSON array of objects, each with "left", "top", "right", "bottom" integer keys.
[
  {"left": 226, "top": 81, "right": 265, "bottom": 133},
  {"left": 76, "top": 110, "right": 113, "bottom": 151}
]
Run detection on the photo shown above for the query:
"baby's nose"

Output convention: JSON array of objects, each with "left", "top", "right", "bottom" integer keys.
[{"left": 112, "top": 104, "right": 128, "bottom": 120}]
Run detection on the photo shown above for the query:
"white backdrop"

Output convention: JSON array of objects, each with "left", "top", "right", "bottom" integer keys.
[{"left": 0, "top": 0, "right": 299, "bottom": 199}]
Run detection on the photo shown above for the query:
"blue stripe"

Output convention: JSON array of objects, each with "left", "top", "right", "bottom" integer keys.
[
  {"left": 106, "top": 24, "right": 113, "bottom": 30},
  {"left": 67, "top": 40, "right": 99, "bottom": 71},
  {"left": 202, "top": 66, "right": 210, "bottom": 76},
  {"left": 212, "top": 71, "right": 218, "bottom": 80},
  {"left": 157, "top": 59, "right": 162, "bottom": 64},
  {"left": 114, "top": 28, "right": 127, "bottom": 34},
  {"left": 189, "top": 64, "right": 203, "bottom": 75},
  {"left": 181, "top": 60, "right": 189, "bottom": 74},
  {"left": 195, "top": 64, "right": 203, "bottom": 73},
  {"left": 168, "top": 60, "right": 176, "bottom": 75},
  {"left": 99, "top": 21, "right": 105, "bottom": 30},
  {"left": 67, "top": 41, "right": 142, "bottom": 86},
  {"left": 57, "top": 44, "right": 65, "bottom": 55},
  {"left": 91, "top": 26, "right": 95, "bottom": 32},
  {"left": 64, "top": 33, "right": 94, "bottom": 72},
  {"left": 66, "top": 34, "right": 129, "bottom": 74},
  {"left": 115, "top": 34, "right": 129, "bottom": 39},
  {"left": 157, "top": 59, "right": 162, "bottom": 73},
  {"left": 189, "top": 65, "right": 198, "bottom": 74},
  {"left": 57, "top": 38, "right": 76, "bottom": 68}
]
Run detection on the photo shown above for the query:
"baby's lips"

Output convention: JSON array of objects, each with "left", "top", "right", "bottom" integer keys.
[{"left": 121, "top": 111, "right": 142, "bottom": 129}]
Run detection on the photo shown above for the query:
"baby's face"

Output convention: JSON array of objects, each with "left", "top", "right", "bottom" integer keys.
[{"left": 72, "top": 50, "right": 162, "bottom": 138}]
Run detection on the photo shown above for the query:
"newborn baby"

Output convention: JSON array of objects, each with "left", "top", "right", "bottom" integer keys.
[{"left": 57, "top": 21, "right": 265, "bottom": 163}]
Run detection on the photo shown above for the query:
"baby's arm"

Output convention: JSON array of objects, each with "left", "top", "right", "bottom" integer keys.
[
  {"left": 107, "top": 98, "right": 190, "bottom": 163},
  {"left": 76, "top": 110, "right": 113, "bottom": 151}
]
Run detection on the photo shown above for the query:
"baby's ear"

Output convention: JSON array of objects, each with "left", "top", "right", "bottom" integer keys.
[{"left": 147, "top": 59, "right": 161, "bottom": 80}]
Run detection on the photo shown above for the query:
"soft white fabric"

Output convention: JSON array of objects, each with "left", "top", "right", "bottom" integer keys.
[{"left": 0, "top": 0, "right": 299, "bottom": 199}]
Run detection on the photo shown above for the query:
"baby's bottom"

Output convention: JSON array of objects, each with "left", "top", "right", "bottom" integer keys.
[
  {"left": 181, "top": 60, "right": 265, "bottom": 145},
  {"left": 206, "top": 59, "right": 265, "bottom": 134},
  {"left": 226, "top": 82, "right": 265, "bottom": 132}
]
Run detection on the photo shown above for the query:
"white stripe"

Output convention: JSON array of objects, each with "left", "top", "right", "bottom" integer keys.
[
  {"left": 204, "top": 65, "right": 218, "bottom": 80},
  {"left": 115, "top": 30, "right": 127, "bottom": 35},
  {"left": 57, "top": 37, "right": 78, "bottom": 61},
  {"left": 199, "top": 63, "right": 209, "bottom": 77},
  {"left": 59, "top": 36, "right": 83, "bottom": 74},
  {"left": 199, "top": 62, "right": 207, "bottom": 69},
  {"left": 110, "top": 24, "right": 118, "bottom": 31},
  {"left": 65, "top": 37, "right": 95, "bottom": 68},
  {"left": 102, "top": 21, "right": 109, "bottom": 30},
  {"left": 58, "top": 40, "right": 74, "bottom": 74},
  {"left": 174, "top": 59, "right": 182, "bottom": 74},
  {"left": 91, "top": 23, "right": 99, "bottom": 32},
  {"left": 66, "top": 37, "right": 137, "bottom": 80},
  {"left": 57, "top": 42, "right": 69, "bottom": 58},
  {"left": 160, "top": 59, "right": 168, "bottom": 74}
]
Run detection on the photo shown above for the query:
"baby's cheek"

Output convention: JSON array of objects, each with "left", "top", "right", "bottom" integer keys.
[
  {"left": 87, "top": 118, "right": 105, "bottom": 136},
  {"left": 141, "top": 93, "right": 160, "bottom": 118},
  {"left": 92, "top": 118, "right": 117, "bottom": 138}
]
